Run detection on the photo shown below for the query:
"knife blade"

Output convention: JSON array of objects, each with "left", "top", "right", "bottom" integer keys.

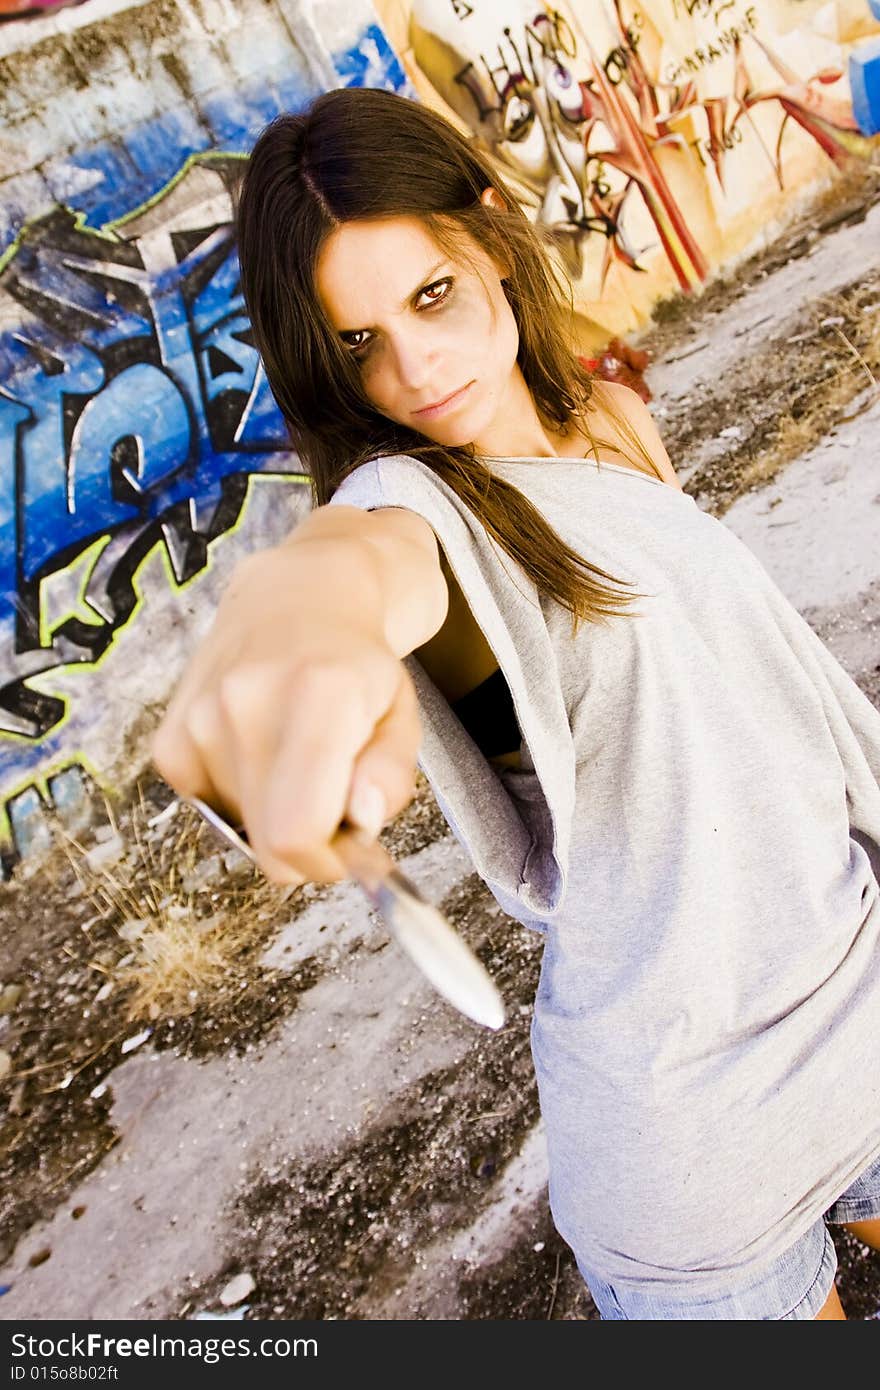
[{"left": 186, "top": 796, "right": 505, "bottom": 1030}]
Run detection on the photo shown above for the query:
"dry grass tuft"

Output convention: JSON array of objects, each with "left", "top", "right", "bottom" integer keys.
[
  {"left": 114, "top": 914, "right": 236, "bottom": 1022},
  {"left": 744, "top": 411, "right": 818, "bottom": 491},
  {"left": 3, "top": 765, "right": 442, "bottom": 1044},
  {"left": 50, "top": 784, "right": 294, "bottom": 1026},
  {"left": 680, "top": 269, "right": 880, "bottom": 514}
]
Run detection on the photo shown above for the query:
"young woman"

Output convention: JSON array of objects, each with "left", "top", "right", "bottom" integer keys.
[{"left": 152, "top": 86, "right": 880, "bottom": 1319}]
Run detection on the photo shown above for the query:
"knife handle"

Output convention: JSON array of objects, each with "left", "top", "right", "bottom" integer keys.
[
  {"left": 330, "top": 822, "right": 401, "bottom": 894},
  {"left": 189, "top": 796, "right": 397, "bottom": 895}
]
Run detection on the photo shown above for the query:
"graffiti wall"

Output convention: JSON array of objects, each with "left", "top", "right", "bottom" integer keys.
[
  {"left": 0, "top": 0, "right": 878, "bottom": 874},
  {"left": 377, "top": 0, "right": 880, "bottom": 341},
  {"left": 0, "top": 0, "right": 411, "bottom": 870}
]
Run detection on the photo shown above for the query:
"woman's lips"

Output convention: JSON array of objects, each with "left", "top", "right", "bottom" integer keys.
[{"left": 414, "top": 381, "right": 474, "bottom": 419}]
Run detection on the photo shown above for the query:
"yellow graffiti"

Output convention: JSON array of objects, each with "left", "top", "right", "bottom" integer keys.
[
  {"left": 4, "top": 470, "right": 311, "bottom": 746},
  {"left": 38, "top": 534, "right": 113, "bottom": 648},
  {"left": 0, "top": 150, "right": 249, "bottom": 278},
  {"left": 1, "top": 470, "right": 311, "bottom": 850},
  {"left": 0, "top": 750, "right": 105, "bottom": 849}
]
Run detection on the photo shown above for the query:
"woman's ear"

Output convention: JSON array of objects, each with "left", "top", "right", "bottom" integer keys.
[
  {"left": 480, "top": 185, "right": 507, "bottom": 212},
  {"left": 480, "top": 186, "right": 512, "bottom": 281}
]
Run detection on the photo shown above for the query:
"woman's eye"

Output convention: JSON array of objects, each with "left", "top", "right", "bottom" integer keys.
[
  {"left": 344, "top": 279, "right": 453, "bottom": 360},
  {"left": 344, "top": 330, "right": 372, "bottom": 359},
  {"left": 417, "top": 277, "right": 453, "bottom": 307}
]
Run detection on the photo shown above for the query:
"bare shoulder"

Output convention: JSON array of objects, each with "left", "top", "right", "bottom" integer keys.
[
  {"left": 321, "top": 502, "right": 442, "bottom": 557},
  {"left": 366, "top": 505, "right": 444, "bottom": 559},
  {"left": 588, "top": 380, "right": 685, "bottom": 492}
]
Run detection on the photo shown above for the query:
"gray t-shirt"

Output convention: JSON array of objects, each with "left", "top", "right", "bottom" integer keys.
[{"left": 328, "top": 451, "right": 880, "bottom": 1300}]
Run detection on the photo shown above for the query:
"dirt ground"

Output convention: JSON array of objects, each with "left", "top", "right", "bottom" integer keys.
[{"left": 2, "top": 161, "right": 880, "bottom": 1321}]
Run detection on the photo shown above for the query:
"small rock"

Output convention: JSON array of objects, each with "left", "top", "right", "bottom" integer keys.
[
  {"left": 0, "top": 984, "right": 23, "bottom": 1015},
  {"left": 219, "top": 1272, "right": 256, "bottom": 1307},
  {"left": 117, "top": 918, "right": 148, "bottom": 943},
  {"left": 147, "top": 801, "right": 180, "bottom": 829},
  {"left": 84, "top": 835, "right": 125, "bottom": 871},
  {"left": 71, "top": 1206, "right": 86, "bottom": 1220},
  {"left": 182, "top": 856, "right": 223, "bottom": 894},
  {"left": 0, "top": 1050, "right": 11, "bottom": 1081},
  {"left": 163, "top": 904, "right": 190, "bottom": 922},
  {"left": 120, "top": 1028, "right": 152, "bottom": 1055},
  {"left": 27, "top": 1248, "right": 51, "bottom": 1268},
  {"left": 8, "top": 1081, "right": 27, "bottom": 1116},
  {"left": 192, "top": 1305, "right": 250, "bottom": 1321},
  {"left": 93, "top": 982, "right": 112, "bottom": 1003},
  {"left": 222, "top": 848, "right": 253, "bottom": 877}
]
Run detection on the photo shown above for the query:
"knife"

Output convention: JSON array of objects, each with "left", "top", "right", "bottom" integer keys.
[{"left": 187, "top": 796, "right": 505, "bottom": 1030}]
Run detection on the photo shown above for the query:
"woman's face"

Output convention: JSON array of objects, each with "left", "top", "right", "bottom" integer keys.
[{"left": 315, "top": 210, "right": 520, "bottom": 447}]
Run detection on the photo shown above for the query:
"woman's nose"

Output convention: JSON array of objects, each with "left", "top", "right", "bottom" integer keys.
[{"left": 388, "top": 332, "right": 439, "bottom": 391}]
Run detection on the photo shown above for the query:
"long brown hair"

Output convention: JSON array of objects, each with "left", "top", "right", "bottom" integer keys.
[{"left": 234, "top": 86, "right": 657, "bottom": 637}]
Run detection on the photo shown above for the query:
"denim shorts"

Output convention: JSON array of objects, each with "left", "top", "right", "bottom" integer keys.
[{"left": 576, "top": 1145, "right": 880, "bottom": 1320}]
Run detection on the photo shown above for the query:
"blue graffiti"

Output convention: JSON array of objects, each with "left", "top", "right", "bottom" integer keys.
[
  {"left": 0, "top": 20, "right": 412, "bottom": 865},
  {"left": 3, "top": 24, "right": 409, "bottom": 257},
  {"left": 0, "top": 193, "right": 296, "bottom": 751}
]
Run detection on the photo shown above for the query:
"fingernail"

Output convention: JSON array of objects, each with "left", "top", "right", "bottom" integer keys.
[{"left": 348, "top": 783, "right": 386, "bottom": 838}]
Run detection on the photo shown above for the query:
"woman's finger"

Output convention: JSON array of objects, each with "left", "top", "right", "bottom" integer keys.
[
  {"left": 238, "top": 662, "right": 393, "bottom": 883},
  {"left": 345, "top": 664, "right": 422, "bottom": 836}
]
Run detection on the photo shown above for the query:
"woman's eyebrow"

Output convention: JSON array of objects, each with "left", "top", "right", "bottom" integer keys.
[
  {"left": 338, "top": 259, "right": 450, "bottom": 333},
  {"left": 399, "top": 259, "right": 449, "bottom": 308}
]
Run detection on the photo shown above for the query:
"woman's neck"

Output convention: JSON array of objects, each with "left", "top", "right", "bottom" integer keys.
[{"left": 470, "top": 367, "right": 590, "bottom": 460}]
